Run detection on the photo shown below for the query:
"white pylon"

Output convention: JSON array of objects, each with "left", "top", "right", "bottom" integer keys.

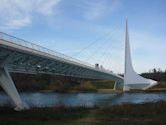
[{"left": 123, "top": 18, "right": 157, "bottom": 91}]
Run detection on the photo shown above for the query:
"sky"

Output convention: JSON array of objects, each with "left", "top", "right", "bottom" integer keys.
[{"left": 0, "top": 0, "right": 166, "bottom": 73}]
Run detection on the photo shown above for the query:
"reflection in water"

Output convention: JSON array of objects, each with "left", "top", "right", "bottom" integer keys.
[{"left": 0, "top": 92, "right": 166, "bottom": 108}]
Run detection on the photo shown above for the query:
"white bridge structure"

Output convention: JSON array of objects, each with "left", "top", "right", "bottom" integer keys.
[
  {"left": 123, "top": 19, "right": 157, "bottom": 91},
  {"left": 0, "top": 19, "right": 157, "bottom": 110}
]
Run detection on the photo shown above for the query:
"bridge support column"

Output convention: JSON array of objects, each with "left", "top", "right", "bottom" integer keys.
[
  {"left": 0, "top": 67, "right": 28, "bottom": 111},
  {"left": 114, "top": 81, "right": 123, "bottom": 91},
  {"left": 0, "top": 53, "right": 28, "bottom": 110},
  {"left": 0, "top": 67, "right": 28, "bottom": 110},
  {"left": 113, "top": 82, "right": 117, "bottom": 90}
]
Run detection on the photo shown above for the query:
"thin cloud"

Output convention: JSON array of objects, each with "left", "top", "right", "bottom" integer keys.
[
  {"left": 78, "top": 0, "right": 121, "bottom": 20},
  {"left": 0, "top": 0, "right": 61, "bottom": 30}
]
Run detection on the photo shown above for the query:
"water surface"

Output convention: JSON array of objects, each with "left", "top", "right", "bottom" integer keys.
[{"left": 0, "top": 92, "right": 166, "bottom": 108}]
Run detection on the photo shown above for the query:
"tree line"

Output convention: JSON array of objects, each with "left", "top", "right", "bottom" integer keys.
[{"left": 141, "top": 68, "right": 166, "bottom": 82}]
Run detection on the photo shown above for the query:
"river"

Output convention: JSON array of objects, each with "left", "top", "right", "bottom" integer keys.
[{"left": 0, "top": 92, "right": 166, "bottom": 108}]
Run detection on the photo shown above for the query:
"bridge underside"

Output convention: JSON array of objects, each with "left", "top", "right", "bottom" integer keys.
[{"left": 0, "top": 47, "right": 123, "bottom": 82}]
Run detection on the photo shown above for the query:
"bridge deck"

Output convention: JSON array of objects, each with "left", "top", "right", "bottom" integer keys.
[{"left": 0, "top": 32, "right": 123, "bottom": 82}]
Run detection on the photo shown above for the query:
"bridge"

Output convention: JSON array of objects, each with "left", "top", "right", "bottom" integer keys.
[
  {"left": 0, "top": 19, "right": 157, "bottom": 110},
  {"left": 0, "top": 32, "right": 124, "bottom": 110}
]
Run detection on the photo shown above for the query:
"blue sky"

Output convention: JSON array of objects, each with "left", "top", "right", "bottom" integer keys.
[{"left": 0, "top": 0, "right": 166, "bottom": 73}]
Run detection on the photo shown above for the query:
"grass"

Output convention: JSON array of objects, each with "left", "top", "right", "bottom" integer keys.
[
  {"left": 94, "top": 102, "right": 166, "bottom": 125},
  {"left": 72, "top": 81, "right": 97, "bottom": 92},
  {"left": 145, "top": 82, "right": 166, "bottom": 92},
  {"left": 0, "top": 101, "right": 166, "bottom": 125},
  {"left": 91, "top": 80, "right": 115, "bottom": 89},
  {"left": 150, "top": 82, "right": 166, "bottom": 89},
  {"left": 0, "top": 107, "right": 90, "bottom": 125},
  {"left": 65, "top": 80, "right": 115, "bottom": 92}
]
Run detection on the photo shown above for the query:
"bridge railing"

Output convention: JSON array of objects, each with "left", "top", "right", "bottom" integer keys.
[{"left": 0, "top": 32, "right": 95, "bottom": 69}]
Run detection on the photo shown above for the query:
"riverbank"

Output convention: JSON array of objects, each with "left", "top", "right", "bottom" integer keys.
[
  {"left": 0, "top": 101, "right": 166, "bottom": 125},
  {"left": 4, "top": 73, "right": 166, "bottom": 93},
  {"left": 8, "top": 73, "right": 116, "bottom": 92}
]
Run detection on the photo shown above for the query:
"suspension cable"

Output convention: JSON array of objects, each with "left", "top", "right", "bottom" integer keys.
[
  {"left": 71, "top": 31, "right": 113, "bottom": 57},
  {"left": 85, "top": 35, "right": 112, "bottom": 61}
]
